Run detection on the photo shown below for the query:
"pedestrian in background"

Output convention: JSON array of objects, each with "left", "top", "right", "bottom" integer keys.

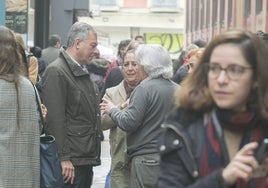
[
  {"left": 30, "top": 46, "right": 47, "bottom": 76},
  {"left": 41, "top": 34, "right": 61, "bottom": 66},
  {"left": 100, "top": 44, "right": 177, "bottom": 188},
  {"left": 101, "top": 40, "right": 140, "bottom": 98},
  {"left": 0, "top": 25, "right": 40, "bottom": 187},
  {"left": 101, "top": 39, "right": 132, "bottom": 97},
  {"left": 15, "top": 33, "right": 47, "bottom": 117},
  {"left": 193, "top": 38, "right": 207, "bottom": 48},
  {"left": 100, "top": 40, "right": 140, "bottom": 142},
  {"left": 42, "top": 22, "right": 101, "bottom": 188},
  {"left": 101, "top": 49, "right": 141, "bottom": 188},
  {"left": 158, "top": 29, "right": 268, "bottom": 187},
  {"left": 86, "top": 48, "right": 110, "bottom": 91},
  {"left": 172, "top": 48, "right": 204, "bottom": 84},
  {"left": 15, "top": 32, "right": 39, "bottom": 85},
  {"left": 134, "top": 35, "right": 145, "bottom": 44}
]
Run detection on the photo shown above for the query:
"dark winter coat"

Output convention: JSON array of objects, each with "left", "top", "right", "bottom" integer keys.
[
  {"left": 158, "top": 108, "right": 268, "bottom": 188},
  {"left": 42, "top": 48, "right": 101, "bottom": 166}
]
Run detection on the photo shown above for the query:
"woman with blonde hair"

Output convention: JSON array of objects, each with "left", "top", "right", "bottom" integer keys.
[
  {"left": 172, "top": 48, "right": 204, "bottom": 84},
  {"left": 187, "top": 48, "right": 205, "bottom": 73},
  {"left": 14, "top": 32, "right": 39, "bottom": 84}
]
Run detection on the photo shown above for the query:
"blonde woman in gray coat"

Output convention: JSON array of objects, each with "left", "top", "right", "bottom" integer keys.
[{"left": 0, "top": 26, "right": 40, "bottom": 187}]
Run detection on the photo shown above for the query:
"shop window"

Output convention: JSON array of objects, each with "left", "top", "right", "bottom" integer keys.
[
  {"left": 151, "top": 0, "right": 177, "bottom": 8},
  {"left": 92, "top": 0, "right": 117, "bottom": 6},
  {"left": 150, "top": 0, "right": 180, "bottom": 12},
  {"left": 195, "top": 1, "right": 199, "bottom": 30},
  {"left": 201, "top": 0, "right": 205, "bottom": 28},
  {"left": 206, "top": 0, "right": 210, "bottom": 28},
  {"left": 91, "top": 0, "right": 118, "bottom": 11},
  {"left": 244, "top": 0, "right": 251, "bottom": 18},
  {"left": 212, "top": 0, "right": 217, "bottom": 27},
  {"left": 256, "top": 0, "right": 263, "bottom": 14},
  {"left": 227, "top": 0, "right": 232, "bottom": 26},
  {"left": 124, "top": 0, "right": 147, "bottom": 8},
  {"left": 220, "top": 0, "right": 225, "bottom": 24}
]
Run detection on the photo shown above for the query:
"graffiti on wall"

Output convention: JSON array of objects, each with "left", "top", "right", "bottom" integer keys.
[{"left": 144, "top": 33, "right": 183, "bottom": 54}]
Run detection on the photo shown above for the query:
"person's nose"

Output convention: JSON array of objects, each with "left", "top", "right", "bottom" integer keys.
[
  {"left": 128, "top": 64, "right": 134, "bottom": 70},
  {"left": 217, "top": 70, "right": 229, "bottom": 83},
  {"left": 93, "top": 48, "right": 99, "bottom": 54}
]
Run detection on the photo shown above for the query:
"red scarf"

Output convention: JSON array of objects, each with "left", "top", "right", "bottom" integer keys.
[{"left": 200, "top": 109, "right": 267, "bottom": 188}]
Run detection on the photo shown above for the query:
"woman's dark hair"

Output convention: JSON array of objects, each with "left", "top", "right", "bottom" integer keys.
[
  {"left": 193, "top": 38, "right": 207, "bottom": 48},
  {"left": 117, "top": 39, "right": 131, "bottom": 57},
  {"left": 176, "top": 29, "right": 268, "bottom": 119},
  {"left": 30, "top": 46, "right": 42, "bottom": 58}
]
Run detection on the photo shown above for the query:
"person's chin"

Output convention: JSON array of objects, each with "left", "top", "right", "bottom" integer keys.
[{"left": 214, "top": 100, "right": 232, "bottom": 110}]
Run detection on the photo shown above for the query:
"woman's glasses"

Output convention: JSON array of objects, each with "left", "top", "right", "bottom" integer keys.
[{"left": 206, "top": 63, "right": 251, "bottom": 81}]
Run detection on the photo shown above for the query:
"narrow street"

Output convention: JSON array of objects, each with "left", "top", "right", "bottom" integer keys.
[{"left": 92, "top": 130, "right": 111, "bottom": 188}]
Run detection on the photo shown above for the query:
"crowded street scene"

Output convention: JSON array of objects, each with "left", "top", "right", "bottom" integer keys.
[{"left": 1, "top": 0, "right": 268, "bottom": 188}]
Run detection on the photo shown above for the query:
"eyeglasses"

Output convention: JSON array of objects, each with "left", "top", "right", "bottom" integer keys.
[{"left": 206, "top": 63, "right": 252, "bottom": 81}]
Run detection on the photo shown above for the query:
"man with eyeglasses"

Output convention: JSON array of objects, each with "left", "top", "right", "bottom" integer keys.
[{"left": 42, "top": 22, "right": 101, "bottom": 188}]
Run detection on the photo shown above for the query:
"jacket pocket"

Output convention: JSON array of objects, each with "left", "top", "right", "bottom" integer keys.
[
  {"left": 67, "top": 125, "right": 99, "bottom": 158},
  {"left": 67, "top": 89, "right": 80, "bottom": 113}
]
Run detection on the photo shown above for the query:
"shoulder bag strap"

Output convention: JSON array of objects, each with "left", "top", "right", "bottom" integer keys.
[{"left": 31, "top": 82, "right": 45, "bottom": 134}]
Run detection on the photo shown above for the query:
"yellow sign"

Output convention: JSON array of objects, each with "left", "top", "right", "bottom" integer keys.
[{"left": 145, "top": 33, "right": 183, "bottom": 54}]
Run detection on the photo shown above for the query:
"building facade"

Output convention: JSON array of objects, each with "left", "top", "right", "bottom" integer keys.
[
  {"left": 79, "top": 0, "right": 185, "bottom": 57},
  {"left": 185, "top": 0, "right": 268, "bottom": 45},
  {"left": 1, "top": 0, "right": 185, "bottom": 57},
  {"left": 0, "top": 0, "right": 5, "bottom": 25}
]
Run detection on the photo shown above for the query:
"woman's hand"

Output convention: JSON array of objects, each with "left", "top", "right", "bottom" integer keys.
[
  {"left": 99, "top": 98, "right": 117, "bottom": 115},
  {"left": 120, "top": 99, "right": 129, "bottom": 110},
  {"left": 41, "top": 104, "right": 47, "bottom": 119},
  {"left": 222, "top": 142, "right": 259, "bottom": 185}
]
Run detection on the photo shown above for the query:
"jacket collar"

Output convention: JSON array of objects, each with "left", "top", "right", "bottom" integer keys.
[{"left": 60, "top": 47, "right": 89, "bottom": 77}]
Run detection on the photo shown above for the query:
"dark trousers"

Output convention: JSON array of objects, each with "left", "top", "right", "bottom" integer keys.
[{"left": 62, "top": 165, "right": 93, "bottom": 188}]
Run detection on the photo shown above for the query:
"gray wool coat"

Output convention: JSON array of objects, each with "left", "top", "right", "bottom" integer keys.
[{"left": 0, "top": 75, "right": 40, "bottom": 187}]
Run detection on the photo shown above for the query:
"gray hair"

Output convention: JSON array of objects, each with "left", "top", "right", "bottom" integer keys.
[
  {"left": 135, "top": 44, "right": 173, "bottom": 79},
  {"left": 66, "top": 22, "right": 96, "bottom": 47}
]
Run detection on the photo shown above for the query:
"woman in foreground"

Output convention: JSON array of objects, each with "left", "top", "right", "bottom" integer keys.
[
  {"left": 0, "top": 26, "right": 40, "bottom": 187},
  {"left": 158, "top": 29, "right": 268, "bottom": 188}
]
